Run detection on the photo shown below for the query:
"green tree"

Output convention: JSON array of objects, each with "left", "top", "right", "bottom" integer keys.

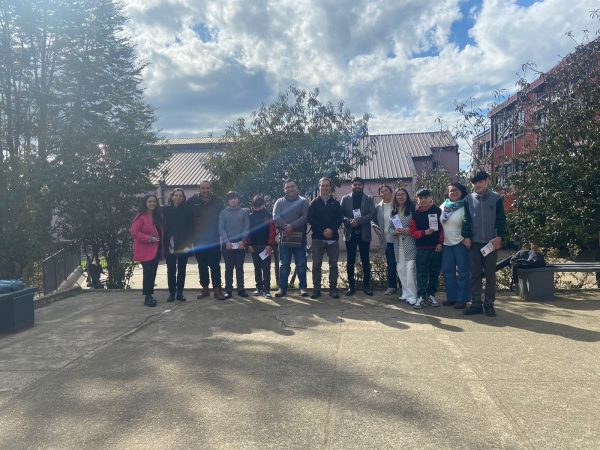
[
  {"left": 0, "top": 0, "right": 167, "bottom": 286},
  {"left": 0, "top": 0, "right": 73, "bottom": 277},
  {"left": 415, "top": 165, "right": 471, "bottom": 205},
  {"left": 509, "top": 33, "right": 600, "bottom": 248},
  {"left": 206, "top": 87, "right": 374, "bottom": 201}
]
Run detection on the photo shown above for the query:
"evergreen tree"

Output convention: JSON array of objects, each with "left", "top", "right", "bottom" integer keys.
[{"left": 0, "top": 0, "right": 168, "bottom": 286}]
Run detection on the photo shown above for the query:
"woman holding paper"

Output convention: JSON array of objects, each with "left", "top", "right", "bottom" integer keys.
[
  {"left": 390, "top": 188, "right": 418, "bottom": 305},
  {"left": 130, "top": 194, "right": 165, "bottom": 307},
  {"left": 439, "top": 182, "right": 470, "bottom": 309}
]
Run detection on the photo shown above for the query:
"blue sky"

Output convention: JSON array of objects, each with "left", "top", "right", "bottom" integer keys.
[{"left": 124, "top": 0, "right": 599, "bottom": 167}]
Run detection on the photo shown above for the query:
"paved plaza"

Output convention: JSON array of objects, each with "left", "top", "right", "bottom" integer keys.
[{"left": 0, "top": 288, "right": 599, "bottom": 448}]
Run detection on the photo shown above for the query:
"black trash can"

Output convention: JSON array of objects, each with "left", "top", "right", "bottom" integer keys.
[{"left": 0, "top": 287, "right": 37, "bottom": 333}]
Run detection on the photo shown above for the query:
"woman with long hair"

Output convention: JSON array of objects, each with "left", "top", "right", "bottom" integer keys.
[
  {"left": 440, "top": 182, "right": 470, "bottom": 309},
  {"left": 163, "top": 188, "right": 194, "bottom": 302},
  {"left": 390, "top": 188, "right": 418, "bottom": 305},
  {"left": 130, "top": 194, "right": 165, "bottom": 307}
]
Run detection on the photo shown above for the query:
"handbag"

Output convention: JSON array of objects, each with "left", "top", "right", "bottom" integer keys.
[{"left": 281, "top": 231, "right": 304, "bottom": 248}]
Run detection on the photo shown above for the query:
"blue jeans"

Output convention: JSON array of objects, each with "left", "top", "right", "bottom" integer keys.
[
  {"left": 442, "top": 243, "right": 470, "bottom": 303},
  {"left": 278, "top": 244, "right": 307, "bottom": 291}
]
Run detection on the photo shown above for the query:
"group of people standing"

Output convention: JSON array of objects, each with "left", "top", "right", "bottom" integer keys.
[{"left": 130, "top": 170, "right": 505, "bottom": 317}]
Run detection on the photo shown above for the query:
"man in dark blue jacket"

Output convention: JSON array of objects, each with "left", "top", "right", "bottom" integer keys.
[{"left": 308, "top": 177, "right": 344, "bottom": 299}]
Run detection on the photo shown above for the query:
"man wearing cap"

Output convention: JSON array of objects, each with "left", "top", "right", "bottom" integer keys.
[{"left": 462, "top": 170, "right": 506, "bottom": 317}]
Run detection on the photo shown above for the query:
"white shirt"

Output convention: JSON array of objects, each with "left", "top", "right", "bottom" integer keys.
[{"left": 440, "top": 205, "right": 465, "bottom": 246}]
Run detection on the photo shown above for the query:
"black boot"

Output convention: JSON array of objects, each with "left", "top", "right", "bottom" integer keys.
[{"left": 144, "top": 294, "right": 157, "bottom": 307}]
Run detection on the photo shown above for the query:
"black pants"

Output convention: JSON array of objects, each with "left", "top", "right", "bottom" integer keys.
[
  {"left": 223, "top": 248, "right": 245, "bottom": 292},
  {"left": 345, "top": 234, "right": 371, "bottom": 289},
  {"left": 251, "top": 246, "right": 272, "bottom": 291},
  {"left": 385, "top": 242, "right": 398, "bottom": 289},
  {"left": 166, "top": 253, "right": 189, "bottom": 295},
  {"left": 194, "top": 246, "right": 222, "bottom": 288},
  {"left": 470, "top": 242, "right": 498, "bottom": 305},
  {"left": 141, "top": 252, "right": 160, "bottom": 295},
  {"left": 416, "top": 248, "right": 442, "bottom": 298}
]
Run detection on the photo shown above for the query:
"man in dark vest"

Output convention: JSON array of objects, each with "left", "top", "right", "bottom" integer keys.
[{"left": 462, "top": 170, "right": 507, "bottom": 317}]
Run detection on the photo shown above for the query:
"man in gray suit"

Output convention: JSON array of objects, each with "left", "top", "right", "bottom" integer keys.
[{"left": 341, "top": 177, "right": 376, "bottom": 295}]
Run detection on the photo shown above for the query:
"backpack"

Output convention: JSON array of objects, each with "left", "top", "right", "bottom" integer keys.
[
  {"left": 509, "top": 251, "right": 546, "bottom": 287},
  {"left": 510, "top": 250, "right": 546, "bottom": 268}
]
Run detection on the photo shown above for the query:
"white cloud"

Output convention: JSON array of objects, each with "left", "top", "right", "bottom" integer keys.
[{"left": 124, "top": 0, "right": 600, "bottom": 167}]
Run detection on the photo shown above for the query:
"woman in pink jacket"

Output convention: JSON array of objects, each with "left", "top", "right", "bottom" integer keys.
[{"left": 131, "top": 194, "right": 165, "bottom": 307}]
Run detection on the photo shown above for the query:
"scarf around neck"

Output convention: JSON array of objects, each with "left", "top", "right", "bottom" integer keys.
[{"left": 440, "top": 198, "right": 464, "bottom": 223}]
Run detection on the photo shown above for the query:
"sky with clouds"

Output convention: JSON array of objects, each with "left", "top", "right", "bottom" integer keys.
[{"left": 124, "top": 0, "right": 599, "bottom": 164}]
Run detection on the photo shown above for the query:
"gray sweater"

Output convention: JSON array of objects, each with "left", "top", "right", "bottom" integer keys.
[
  {"left": 273, "top": 195, "right": 310, "bottom": 236},
  {"left": 218, "top": 207, "right": 249, "bottom": 244}
]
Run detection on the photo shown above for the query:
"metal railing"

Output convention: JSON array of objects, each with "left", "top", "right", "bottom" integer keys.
[{"left": 40, "top": 246, "right": 82, "bottom": 295}]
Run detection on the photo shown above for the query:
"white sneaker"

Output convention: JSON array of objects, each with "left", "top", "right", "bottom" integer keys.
[
  {"left": 384, "top": 288, "right": 397, "bottom": 295},
  {"left": 406, "top": 297, "right": 417, "bottom": 306},
  {"left": 427, "top": 295, "right": 440, "bottom": 307},
  {"left": 399, "top": 292, "right": 408, "bottom": 300},
  {"left": 413, "top": 297, "right": 425, "bottom": 309}
]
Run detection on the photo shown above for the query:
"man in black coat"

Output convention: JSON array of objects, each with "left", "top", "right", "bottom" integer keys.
[
  {"left": 186, "top": 180, "right": 225, "bottom": 300},
  {"left": 340, "top": 177, "right": 376, "bottom": 296}
]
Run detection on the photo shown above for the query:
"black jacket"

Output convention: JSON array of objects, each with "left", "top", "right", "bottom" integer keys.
[
  {"left": 308, "top": 196, "right": 344, "bottom": 240},
  {"left": 163, "top": 203, "right": 194, "bottom": 254},
  {"left": 186, "top": 194, "right": 224, "bottom": 246}
]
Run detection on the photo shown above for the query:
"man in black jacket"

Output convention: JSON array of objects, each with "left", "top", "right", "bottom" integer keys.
[
  {"left": 186, "top": 180, "right": 225, "bottom": 300},
  {"left": 308, "top": 177, "right": 344, "bottom": 299},
  {"left": 340, "top": 177, "right": 376, "bottom": 296}
]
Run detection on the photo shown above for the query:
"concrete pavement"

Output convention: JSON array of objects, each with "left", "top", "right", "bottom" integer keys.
[{"left": 1, "top": 289, "right": 600, "bottom": 448}]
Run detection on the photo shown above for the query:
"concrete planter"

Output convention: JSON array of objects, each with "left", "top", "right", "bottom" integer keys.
[{"left": 0, "top": 287, "right": 36, "bottom": 333}]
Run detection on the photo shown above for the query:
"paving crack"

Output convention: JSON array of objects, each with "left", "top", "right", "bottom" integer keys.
[
  {"left": 61, "top": 310, "right": 166, "bottom": 370},
  {"left": 272, "top": 313, "right": 308, "bottom": 329}
]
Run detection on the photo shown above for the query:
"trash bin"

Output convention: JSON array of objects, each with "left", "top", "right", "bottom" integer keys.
[{"left": 0, "top": 287, "right": 37, "bottom": 333}]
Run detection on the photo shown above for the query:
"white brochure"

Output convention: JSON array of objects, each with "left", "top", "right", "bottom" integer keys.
[
  {"left": 352, "top": 209, "right": 362, "bottom": 219},
  {"left": 390, "top": 214, "right": 403, "bottom": 229},
  {"left": 480, "top": 241, "right": 495, "bottom": 256},
  {"left": 231, "top": 242, "right": 239, "bottom": 250},
  {"left": 428, "top": 214, "right": 439, "bottom": 231},
  {"left": 259, "top": 248, "right": 270, "bottom": 260}
]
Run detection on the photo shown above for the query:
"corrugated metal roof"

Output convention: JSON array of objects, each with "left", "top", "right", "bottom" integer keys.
[
  {"left": 152, "top": 131, "right": 457, "bottom": 186},
  {"left": 155, "top": 137, "right": 231, "bottom": 145},
  {"left": 350, "top": 131, "right": 457, "bottom": 179},
  {"left": 152, "top": 150, "right": 223, "bottom": 185}
]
